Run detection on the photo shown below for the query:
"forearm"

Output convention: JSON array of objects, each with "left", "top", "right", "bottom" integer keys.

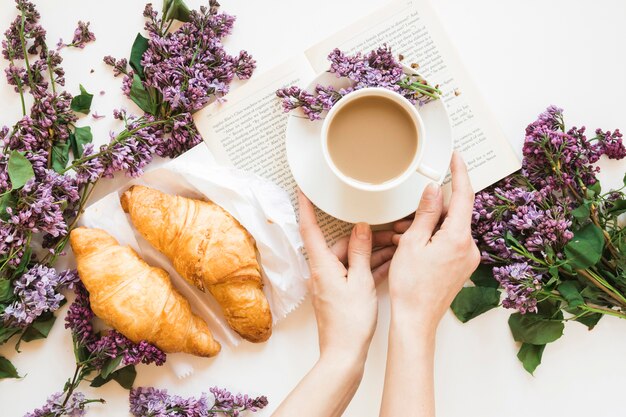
[
  {"left": 380, "top": 308, "right": 437, "bottom": 417},
  {"left": 272, "top": 352, "right": 366, "bottom": 417}
]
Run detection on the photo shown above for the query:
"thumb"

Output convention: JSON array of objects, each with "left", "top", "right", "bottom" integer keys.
[
  {"left": 347, "top": 222, "right": 372, "bottom": 274},
  {"left": 406, "top": 182, "right": 444, "bottom": 245}
]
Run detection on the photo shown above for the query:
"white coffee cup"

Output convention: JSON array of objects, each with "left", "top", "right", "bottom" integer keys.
[{"left": 321, "top": 87, "right": 442, "bottom": 192}]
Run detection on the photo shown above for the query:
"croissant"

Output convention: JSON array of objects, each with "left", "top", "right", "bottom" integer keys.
[
  {"left": 70, "top": 227, "right": 221, "bottom": 357},
  {"left": 120, "top": 185, "right": 272, "bottom": 343}
]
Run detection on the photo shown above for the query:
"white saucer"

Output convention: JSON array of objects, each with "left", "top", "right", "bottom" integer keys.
[{"left": 285, "top": 68, "right": 453, "bottom": 225}]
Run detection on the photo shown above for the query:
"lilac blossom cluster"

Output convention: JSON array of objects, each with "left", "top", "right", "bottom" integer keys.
[
  {"left": 493, "top": 263, "right": 543, "bottom": 314},
  {"left": 472, "top": 106, "right": 626, "bottom": 314},
  {"left": 276, "top": 45, "right": 440, "bottom": 121},
  {"left": 57, "top": 21, "right": 96, "bottom": 50},
  {"left": 129, "top": 386, "right": 268, "bottom": 417},
  {"left": 1, "top": 266, "right": 78, "bottom": 327},
  {"left": 65, "top": 281, "right": 166, "bottom": 369},
  {"left": 24, "top": 391, "right": 89, "bottom": 417},
  {"left": 0, "top": 0, "right": 96, "bottom": 278},
  {"left": 104, "top": 1, "right": 255, "bottom": 158}
]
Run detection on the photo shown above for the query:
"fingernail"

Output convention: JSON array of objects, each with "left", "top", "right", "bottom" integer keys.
[
  {"left": 355, "top": 222, "right": 371, "bottom": 240},
  {"left": 423, "top": 182, "right": 440, "bottom": 199}
]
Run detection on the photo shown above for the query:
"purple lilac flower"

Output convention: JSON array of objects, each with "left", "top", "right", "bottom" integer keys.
[
  {"left": 523, "top": 126, "right": 597, "bottom": 192},
  {"left": 70, "top": 21, "right": 95, "bottom": 48},
  {"left": 0, "top": 221, "right": 26, "bottom": 267},
  {"left": 97, "top": 126, "right": 158, "bottom": 179},
  {"left": 103, "top": 56, "right": 128, "bottom": 77},
  {"left": 493, "top": 262, "right": 543, "bottom": 314},
  {"left": 0, "top": 151, "right": 10, "bottom": 191},
  {"left": 1, "top": 266, "right": 78, "bottom": 327},
  {"left": 597, "top": 128, "right": 626, "bottom": 160},
  {"left": 7, "top": 169, "right": 80, "bottom": 241},
  {"left": 4, "top": 63, "right": 28, "bottom": 92},
  {"left": 211, "top": 386, "right": 269, "bottom": 414},
  {"left": 2, "top": 1, "right": 45, "bottom": 62},
  {"left": 129, "top": 386, "right": 268, "bottom": 417},
  {"left": 74, "top": 144, "right": 105, "bottom": 185},
  {"left": 277, "top": 45, "right": 439, "bottom": 121},
  {"left": 64, "top": 280, "right": 94, "bottom": 344},
  {"left": 24, "top": 391, "right": 87, "bottom": 417},
  {"left": 520, "top": 106, "right": 621, "bottom": 193},
  {"left": 136, "top": 4, "right": 255, "bottom": 112},
  {"left": 157, "top": 113, "right": 202, "bottom": 158},
  {"left": 524, "top": 206, "right": 574, "bottom": 253}
]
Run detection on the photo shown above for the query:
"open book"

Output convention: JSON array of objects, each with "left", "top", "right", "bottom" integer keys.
[{"left": 193, "top": 0, "right": 520, "bottom": 243}]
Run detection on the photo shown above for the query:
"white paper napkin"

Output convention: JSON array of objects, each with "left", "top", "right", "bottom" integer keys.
[{"left": 80, "top": 144, "right": 309, "bottom": 377}]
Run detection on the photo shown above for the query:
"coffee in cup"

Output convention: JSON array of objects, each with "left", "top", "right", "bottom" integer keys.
[
  {"left": 321, "top": 87, "right": 441, "bottom": 192},
  {"left": 326, "top": 94, "right": 418, "bottom": 185}
]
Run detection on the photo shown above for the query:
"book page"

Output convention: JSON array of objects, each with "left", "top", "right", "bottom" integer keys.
[
  {"left": 193, "top": 55, "right": 353, "bottom": 243},
  {"left": 305, "top": 0, "right": 520, "bottom": 191}
]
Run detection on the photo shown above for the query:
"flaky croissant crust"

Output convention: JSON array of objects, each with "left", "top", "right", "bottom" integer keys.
[
  {"left": 70, "top": 227, "right": 221, "bottom": 357},
  {"left": 121, "top": 185, "right": 272, "bottom": 343}
]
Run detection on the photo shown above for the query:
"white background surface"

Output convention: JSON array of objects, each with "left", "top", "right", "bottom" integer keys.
[{"left": 1, "top": 0, "right": 626, "bottom": 416}]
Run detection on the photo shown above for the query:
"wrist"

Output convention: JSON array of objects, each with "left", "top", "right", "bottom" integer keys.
[
  {"left": 318, "top": 347, "right": 367, "bottom": 380},
  {"left": 390, "top": 304, "right": 439, "bottom": 341}
]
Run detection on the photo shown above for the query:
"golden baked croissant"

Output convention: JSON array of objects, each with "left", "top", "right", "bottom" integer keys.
[
  {"left": 120, "top": 185, "right": 272, "bottom": 343},
  {"left": 70, "top": 227, "right": 221, "bottom": 357}
]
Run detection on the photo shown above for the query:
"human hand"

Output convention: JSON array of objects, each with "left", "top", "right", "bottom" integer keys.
[
  {"left": 298, "top": 191, "right": 395, "bottom": 364},
  {"left": 388, "top": 152, "right": 480, "bottom": 332}
]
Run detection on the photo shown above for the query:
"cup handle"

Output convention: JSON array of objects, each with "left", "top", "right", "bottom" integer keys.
[{"left": 417, "top": 164, "right": 443, "bottom": 182}]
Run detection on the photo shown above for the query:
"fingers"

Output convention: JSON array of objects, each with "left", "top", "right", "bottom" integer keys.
[
  {"left": 370, "top": 245, "right": 395, "bottom": 269},
  {"left": 393, "top": 219, "right": 412, "bottom": 234},
  {"left": 332, "top": 230, "right": 397, "bottom": 264},
  {"left": 441, "top": 151, "right": 474, "bottom": 231},
  {"left": 404, "top": 182, "right": 444, "bottom": 245},
  {"left": 297, "top": 190, "right": 330, "bottom": 263},
  {"left": 330, "top": 236, "right": 349, "bottom": 262},
  {"left": 372, "top": 260, "right": 391, "bottom": 286},
  {"left": 347, "top": 223, "right": 373, "bottom": 275},
  {"left": 372, "top": 229, "right": 396, "bottom": 249}
]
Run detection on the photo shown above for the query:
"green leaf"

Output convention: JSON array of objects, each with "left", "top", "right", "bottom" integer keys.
[
  {"left": 0, "top": 355, "right": 19, "bottom": 379},
  {"left": 163, "top": 0, "right": 191, "bottom": 22},
  {"left": 100, "top": 355, "right": 123, "bottom": 379},
  {"left": 535, "top": 299, "right": 563, "bottom": 319},
  {"left": 450, "top": 287, "right": 500, "bottom": 323},
  {"left": 70, "top": 126, "right": 93, "bottom": 158},
  {"left": 0, "top": 280, "right": 13, "bottom": 303},
  {"left": 469, "top": 264, "right": 499, "bottom": 288},
  {"left": 564, "top": 223, "right": 604, "bottom": 270},
  {"left": 0, "top": 192, "right": 15, "bottom": 220},
  {"left": 70, "top": 84, "right": 94, "bottom": 114},
  {"left": 11, "top": 246, "right": 32, "bottom": 280},
  {"left": 91, "top": 365, "right": 136, "bottom": 390},
  {"left": 7, "top": 150, "right": 34, "bottom": 190},
  {"left": 112, "top": 365, "right": 136, "bottom": 389},
  {"left": 20, "top": 313, "right": 56, "bottom": 343},
  {"left": 608, "top": 200, "right": 626, "bottom": 216},
  {"left": 586, "top": 181, "right": 601, "bottom": 198},
  {"left": 557, "top": 281, "right": 584, "bottom": 308},
  {"left": 74, "top": 342, "right": 90, "bottom": 364},
  {"left": 504, "top": 230, "right": 524, "bottom": 249},
  {"left": 51, "top": 140, "right": 70, "bottom": 173},
  {"left": 129, "top": 74, "right": 157, "bottom": 115},
  {"left": 517, "top": 343, "right": 545, "bottom": 375},
  {"left": 508, "top": 313, "right": 564, "bottom": 345},
  {"left": 0, "top": 327, "right": 20, "bottom": 345},
  {"left": 575, "top": 312, "right": 602, "bottom": 330},
  {"left": 571, "top": 204, "right": 590, "bottom": 222},
  {"left": 129, "top": 33, "right": 149, "bottom": 79},
  {"left": 623, "top": 172, "right": 626, "bottom": 187}
]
